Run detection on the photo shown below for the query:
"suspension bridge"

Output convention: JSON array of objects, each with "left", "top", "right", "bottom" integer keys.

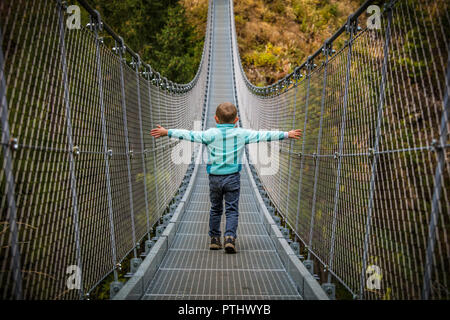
[{"left": 0, "top": 0, "right": 448, "bottom": 300}]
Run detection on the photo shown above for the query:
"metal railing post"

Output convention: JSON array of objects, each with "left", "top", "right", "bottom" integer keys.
[
  {"left": 156, "top": 75, "right": 165, "bottom": 215},
  {"left": 116, "top": 40, "right": 138, "bottom": 259},
  {"left": 306, "top": 51, "right": 328, "bottom": 261},
  {"left": 295, "top": 62, "right": 312, "bottom": 234},
  {"left": 0, "top": 24, "right": 23, "bottom": 301},
  {"left": 359, "top": 5, "right": 393, "bottom": 300},
  {"left": 147, "top": 69, "right": 160, "bottom": 230},
  {"left": 285, "top": 83, "right": 299, "bottom": 223},
  {"left": 275, "top": 87, "right": 283, "bottom": 223},
  {"left": 135, "top": 58, "right": 151, "bottom": 241},
  {"left": 92, "top": 13, "right": 119, "bottom": 283},
  {"left": 163, "top": 80, "right": 171, "bottom": 210},
  {"left": 57, "top": 1, "right": 84, "bottom": 299},
  {"left": 422, "top": 46, "right": 449, "bottom": 300},
  {"left": 326, "top": 25, "right": 354, "bottom": 283}
]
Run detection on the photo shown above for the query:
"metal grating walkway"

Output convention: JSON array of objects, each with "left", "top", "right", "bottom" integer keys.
[
  {"left": 143, "top": 166, "right": 302, "bottom": 300},
  {"left": 142, "top": 0, "right": 302, "bottom": 300}
]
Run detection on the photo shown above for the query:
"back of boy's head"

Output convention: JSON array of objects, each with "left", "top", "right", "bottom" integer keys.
[{"left": 216, "top": 102, "right": 237, "bottom": 124}]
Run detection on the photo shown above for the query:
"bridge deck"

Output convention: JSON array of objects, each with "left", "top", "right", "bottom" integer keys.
[
  {"left": 143, "top": 165, "right": 301, "bottom": 300},
  {"left": 142, "top": 0, "right": 302, "bottom": 300}
]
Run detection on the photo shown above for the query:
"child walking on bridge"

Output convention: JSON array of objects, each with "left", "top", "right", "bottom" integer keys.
[{"left": 151, "top": 102, "right": 301, "bottom": 253}]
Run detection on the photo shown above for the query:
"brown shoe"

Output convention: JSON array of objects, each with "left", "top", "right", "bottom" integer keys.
[
  {"left": 209, "top": 236, "right": 222, "bottom": 250},
  {"left": 224, "top": 236, "right": 236, "bottom": 254}
]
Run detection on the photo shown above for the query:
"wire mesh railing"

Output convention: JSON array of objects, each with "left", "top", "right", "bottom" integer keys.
[
  {"left": 0, "top": 0, "right": 212, "bottom": 299},
  {"left": 230, "top": 0, "right": 449, "bottom": 299},
  {"left": 1, "top": 0, "right": 449, "bottom": 301}
]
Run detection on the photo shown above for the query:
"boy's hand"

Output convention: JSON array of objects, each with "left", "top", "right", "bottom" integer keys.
[
  {"left": 150, "top": 125, "right": 168, "bottom": 138},
  {"left": 288, "top": 129, "right": 302, "bottom": 140}
]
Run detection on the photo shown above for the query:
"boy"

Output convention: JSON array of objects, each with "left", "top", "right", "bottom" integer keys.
[{"left": 151, "top": 102, "right": 301, "bottom": 253}]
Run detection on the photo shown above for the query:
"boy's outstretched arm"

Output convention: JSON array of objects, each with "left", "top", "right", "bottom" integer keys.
[
  {"left": 244, "top": 129, "right": 302, "bottom": 144},
  {"left": 150, "top": 125, "right": 210, "bottom": 144}
]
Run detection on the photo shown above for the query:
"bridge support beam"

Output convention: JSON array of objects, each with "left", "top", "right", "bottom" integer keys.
[
  {"left": 326, "top": 17, "right": 354, "bottom": 287},
  {"left": 294, "top": 60, "right": 313, "bottom": 235},
  {"left": 117, "top": 38, "right": 139, "bottom": 260},
  {"left": 285, "top": 80, "right": 299, "bottom": 226},
  {"left": 91, "top": 11, "right": 119, "bottom": 285},
  {"left": 144, "top": 66, "right": 161, "bottom": 229},
  {"left": 57, "top": 0, "right": 84, "bottom": 299},
  {"left": 359, "top": 4, "right": 393, "bottom": 300},
  {"left": 135, "top": 55, "right": 152, "bottom": 242},
  {"left": 307, "top": 51, "right": 329, "bottom": 262}
]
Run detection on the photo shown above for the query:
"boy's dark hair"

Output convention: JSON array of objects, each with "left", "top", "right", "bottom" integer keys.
[{"left": 216, "top": 102, "right": 237, "bottom": 124}]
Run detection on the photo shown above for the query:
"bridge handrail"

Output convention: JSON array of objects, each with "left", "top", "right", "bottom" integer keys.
[
  {"left": 230, "top": 0, "right": 449, "bottom": 300},
  {"left": 0, "top": 0, "right": 214, "bottom": 299}
]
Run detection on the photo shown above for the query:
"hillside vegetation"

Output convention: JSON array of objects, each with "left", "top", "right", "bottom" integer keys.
[
  {"left": 90, "top": 0, "right": 362, "bottom": 86},
  {"left": 89, "top": 0, "right": 205, "bottom": 83},
  {"left": 184, "top": 0, "right": 363, "bottom": 86},
  {"left": 232, "top": 0, "right": 363, "bottom": 86}
]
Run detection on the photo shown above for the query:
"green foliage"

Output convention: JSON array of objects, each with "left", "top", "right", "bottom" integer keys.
[
  {"left": 293, "top": 0, "right": 341, "bottom": 32},
  {"left": 244, "top": 43, "right": 282, "bottom": 68},
  {"left": 235, "top": 14, "right": 247, "bottom": 26},
  {"left": 235, "top": 0, "right": 362, "bottom": 86},
  {"left": 267, "top": 0, "right": 286, "bottom": 15},
  {"left": 151, "top": 6, "right": 204, "bottom": 83},
  {"left": 89, "top": 0, "right": 204, "bottom": 83}
]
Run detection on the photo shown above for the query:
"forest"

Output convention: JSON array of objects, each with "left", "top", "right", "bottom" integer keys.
[{"left": 89, "top": 0, "right": 363, "bottom": 86}]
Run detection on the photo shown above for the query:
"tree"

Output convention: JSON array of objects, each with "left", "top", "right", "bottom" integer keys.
[
  {"left": 89, "top": 0, "right": 202, "bottom": 83},
  {"left": 150, "top": 6, "right": 203, "bottom": 83}
]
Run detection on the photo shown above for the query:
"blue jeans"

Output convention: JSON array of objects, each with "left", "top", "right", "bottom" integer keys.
[{"left": 208, "top": 171, "right": 240, "bottom": 238}]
